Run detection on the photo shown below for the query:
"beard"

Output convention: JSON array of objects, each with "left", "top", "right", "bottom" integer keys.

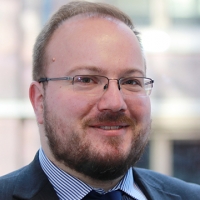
[{"left": 43, "top": 102, "right": 151, "bottom": 181}]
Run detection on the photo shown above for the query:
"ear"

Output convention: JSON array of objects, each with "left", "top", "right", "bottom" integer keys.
[{"left": 29, "top": 81, "right": 44, "bottom": 124}]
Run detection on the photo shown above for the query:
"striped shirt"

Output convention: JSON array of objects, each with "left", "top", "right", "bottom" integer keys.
[{"left": 39, "top": 148, "right": 147, "bottom": 200}]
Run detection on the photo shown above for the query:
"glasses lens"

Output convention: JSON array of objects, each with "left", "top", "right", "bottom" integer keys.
[
  {"left": 120, "top": 77, "right": 153, "bottom": 96},
  {"left": 73, "top": 75, "right": 107, "bottom": 95}
]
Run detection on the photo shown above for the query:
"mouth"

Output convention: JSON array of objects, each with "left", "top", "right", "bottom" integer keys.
[
  {"left": 97, "top": 125, "right": 128, "bottom": 130},
  {"left": 88, "top": 124, "right": 129, "bottom": 136}
]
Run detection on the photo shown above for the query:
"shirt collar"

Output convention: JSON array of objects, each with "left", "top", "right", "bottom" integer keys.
[{"left": 39, "top": 148, "right": 146, "bottom": 200}]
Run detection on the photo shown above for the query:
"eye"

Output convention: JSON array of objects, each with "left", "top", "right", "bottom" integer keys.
[
  {"left": 121, "top": 78, "right": 142, "bottom": 86},
  {"left": 79, "top": 77, "right": 92, "bottom": 83},
  {"left": 74, "top": 76, "right": 99, "bottom": 84}
]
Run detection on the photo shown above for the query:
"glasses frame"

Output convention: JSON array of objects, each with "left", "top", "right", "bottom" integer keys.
[{"left": 38, "top": 75, "right": 154, "bottom": 95}]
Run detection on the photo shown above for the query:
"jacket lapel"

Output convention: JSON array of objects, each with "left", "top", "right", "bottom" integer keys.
[
  {"left": 12, "top": 152, "right": 182, "bottom": 200},
  {"left": 13, "top": 151, "right": 59, "bottom": 200},
  {"left": 133, "top": 168, "right": 181, "bottom": 200},
  {"left": 29, "top": 183, "right": 59, "bottom": 200}
]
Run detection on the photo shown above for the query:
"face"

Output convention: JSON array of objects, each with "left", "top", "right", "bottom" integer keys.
[{"left": 35, "top": 16, "right": 151, "bottom": 181}]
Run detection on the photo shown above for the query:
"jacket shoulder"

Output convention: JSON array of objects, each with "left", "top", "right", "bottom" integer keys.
[
  {"left": 134, "top": 168, "right": 200, "bottom": 199},
  {"left": 0, "top": 166, "right": 27, "bottom": 199},
  {"left": 0, "top": 151, "right": 57, "bottom": 200}
]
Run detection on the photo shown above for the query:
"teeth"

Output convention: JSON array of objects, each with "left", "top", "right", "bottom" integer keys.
[{"left": 99, "top": 126, "right": 121, "bottom": 130}]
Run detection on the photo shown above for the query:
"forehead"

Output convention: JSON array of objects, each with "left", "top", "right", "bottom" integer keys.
[
  {"left": 45, "top": 15, "right": 145, "bottom": 76},
  {"left": 49, "top": 14, "right": 136, "bottom": 44}
]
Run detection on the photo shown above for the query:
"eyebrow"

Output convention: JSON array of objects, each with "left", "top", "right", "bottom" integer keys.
[
  {"left": 67, "top": 66, "right": 145, "bottom": 77},
  {"left": 67, "top": 66, "right": 104, "bottom": 74},
  {"left": 122, "top": 69, "right": 145, "bottom": 77}
]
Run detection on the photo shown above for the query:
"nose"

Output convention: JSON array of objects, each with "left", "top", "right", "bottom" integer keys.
[
  {"left": 97, "top": 80, "right": 127, "bottom": 112},
  {"left": 103, "top": 78, "right": 121, "bottom": 90}
]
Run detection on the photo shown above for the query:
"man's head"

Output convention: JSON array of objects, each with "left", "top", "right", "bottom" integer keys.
[
  {"left": 30, "top": 1, "right": 152, "bottom": 183},
  {"left": 32, "top": 1, "right": 142, "bottom": 81}
]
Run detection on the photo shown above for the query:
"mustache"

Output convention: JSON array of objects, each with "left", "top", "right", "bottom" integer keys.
[{"left": 83, "top": 111, "right": 136, "bottom": 127}]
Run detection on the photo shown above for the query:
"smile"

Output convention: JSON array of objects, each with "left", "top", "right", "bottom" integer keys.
[
  {"left": 89, "top": 124, "right": 129, "bottom": 136},
  {"left": 99, "top": 126, "right": 123, "bottom": 130}
]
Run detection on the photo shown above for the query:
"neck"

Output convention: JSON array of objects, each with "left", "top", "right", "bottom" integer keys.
[
  {"left": 44, "top": 148, "right": 123, "bottom": 191},
  {"left": 57, "top": 164, "right": 123, "bottom": 191}
]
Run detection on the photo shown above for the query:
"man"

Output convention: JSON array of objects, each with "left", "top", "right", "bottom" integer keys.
[{"left": 0, "top": 1, "right": 199, "bottom": 199}]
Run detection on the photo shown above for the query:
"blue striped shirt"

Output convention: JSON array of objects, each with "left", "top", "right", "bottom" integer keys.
[{"left": 39, "top": 148, "right": 147, "bottom": 200}]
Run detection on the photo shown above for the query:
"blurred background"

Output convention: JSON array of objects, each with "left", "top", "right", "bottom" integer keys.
[{"left": 0, "top": 0, "right": 200, "bottom": 184}]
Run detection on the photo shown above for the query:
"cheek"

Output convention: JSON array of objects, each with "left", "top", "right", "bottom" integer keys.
[
  {"left": 127, "top": 96, "right": 151, "bottom": 123},
  {"left": 49, "top": 91, "right": 98, "bottom": 120}
]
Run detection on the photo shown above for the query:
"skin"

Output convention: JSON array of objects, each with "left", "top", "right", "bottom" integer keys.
[{"left": 29, "top": 15, "right": 151, "bottom": 190}]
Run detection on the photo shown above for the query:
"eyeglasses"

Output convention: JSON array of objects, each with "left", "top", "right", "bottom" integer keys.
[{"left": 38, "top": 75, "right": 154, "bottom": 96}]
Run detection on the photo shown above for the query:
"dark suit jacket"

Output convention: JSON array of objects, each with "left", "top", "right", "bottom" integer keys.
[{"left": 0, "top": 152, "right": 200, "bottom": 200}]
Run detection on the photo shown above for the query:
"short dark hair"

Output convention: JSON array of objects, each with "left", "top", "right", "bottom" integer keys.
[{"left": 32, "top": 1, "right": 142, "bottom": 81}]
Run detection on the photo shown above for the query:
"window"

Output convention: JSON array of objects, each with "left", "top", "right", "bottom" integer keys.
[
  {"left": 173, "top": 140, "right": 200, "bottom": 184},
  {"left": 169, "top": 0, "right": 200, "bottom": 25}
]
